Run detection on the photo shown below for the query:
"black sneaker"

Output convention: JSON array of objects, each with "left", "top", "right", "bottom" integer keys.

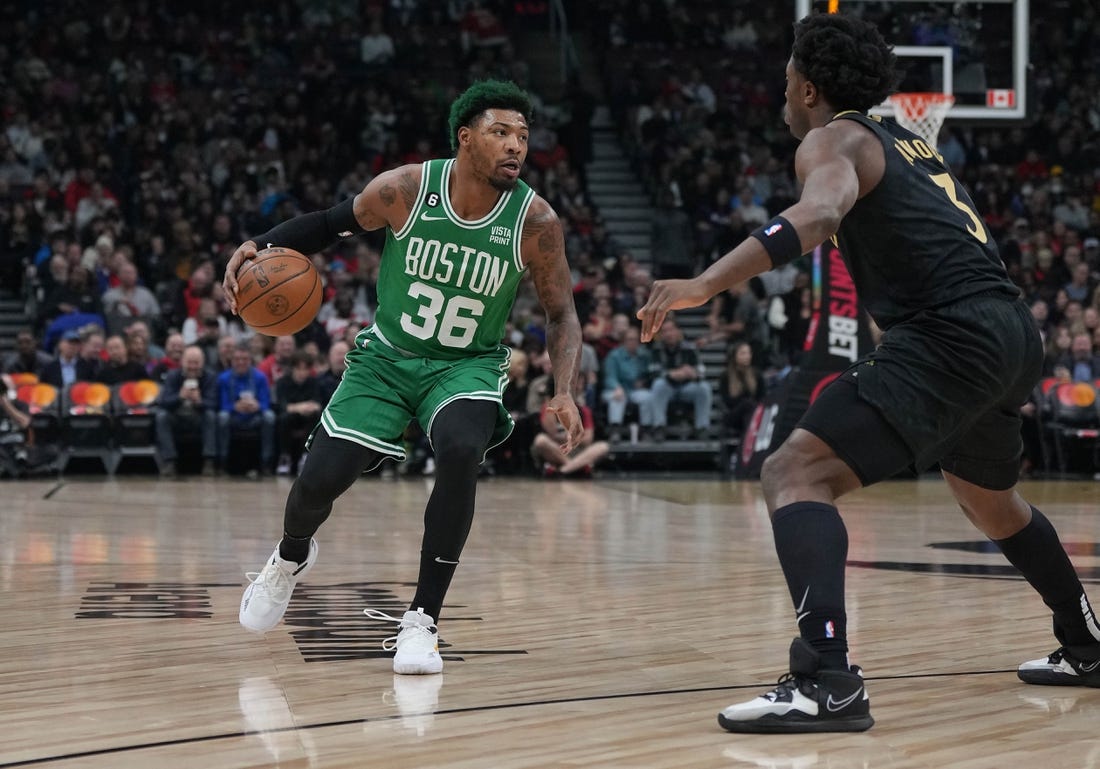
[
  {"left": 1018, "top": 646, "right": 1100, "bottom": 686},
  {"left": 718, "top": 638, "right": 873, "bottom": 733}
]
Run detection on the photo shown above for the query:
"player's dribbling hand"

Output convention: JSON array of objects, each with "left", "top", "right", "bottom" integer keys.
[
  {"left": 223, "top": 240, "right": 259, "bottom": 315},
  {"left": 546, "top": 392, "right": 583, "bottom": 454},
  {"left": 636, "top": 278, "right": 711, "bottom": 342}
]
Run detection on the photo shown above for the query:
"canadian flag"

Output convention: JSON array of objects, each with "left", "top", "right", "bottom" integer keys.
[{"left": 986, "top": 89, "right": 1016, "bottom": 108}]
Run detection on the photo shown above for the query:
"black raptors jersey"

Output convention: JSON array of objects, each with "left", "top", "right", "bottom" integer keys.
[{"left": 831, "top": 112, "right": 1018, "bottom": 330}]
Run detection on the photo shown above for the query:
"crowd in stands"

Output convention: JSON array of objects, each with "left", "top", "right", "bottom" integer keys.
[
  {"left": 2, "top": 0, "right": 1099, "bottom": 478},
  {"left": 588, "top": 0, "right": 1100, "bottom": 473}
]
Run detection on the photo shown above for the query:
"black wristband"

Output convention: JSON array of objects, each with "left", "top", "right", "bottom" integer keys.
[
  {"left": 253, "top": 197, "right": 364, "bottom": 255},
  {"left": 749, "top": 216, "right": 803, "bottom": 268}
]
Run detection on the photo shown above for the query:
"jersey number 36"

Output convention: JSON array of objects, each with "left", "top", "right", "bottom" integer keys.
[{"left": 400, "top": 281, "right": 484, "bottom": 348}]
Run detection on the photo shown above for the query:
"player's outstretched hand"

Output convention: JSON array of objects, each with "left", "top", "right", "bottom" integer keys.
[
  {"left": 546, "top": 392, "right": 583, "bottom": 454},
  {"left": 223, "top": 240, "right": 259, "bottom": 315},
  {"left": 636, "top": 278, "right": 711, "bottom": 342}
]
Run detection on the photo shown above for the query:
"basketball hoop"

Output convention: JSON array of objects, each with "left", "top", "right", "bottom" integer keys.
[{"left": 888, "top": 92, "right": 955, "bottom": 146}]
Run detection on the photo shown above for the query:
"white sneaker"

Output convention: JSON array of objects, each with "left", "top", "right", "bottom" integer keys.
[
  {"left": 363, "top": 607, "right": 443, "bottom": 674},
  {"left": 239, "top": 539, "right": 318, "bottom": 633},
  {"left": 384, "top": 673, "right": 443, "bottom": 736},
  {"left": 275, "top": 455, "right": 291, "bottom": 475}
]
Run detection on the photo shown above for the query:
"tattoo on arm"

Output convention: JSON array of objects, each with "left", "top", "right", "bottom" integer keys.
[
  {"left": 359, "top": 168, "right": 421, "bottom": 231},
  {"left": 398, "top": 170, "right": 420, "bottom": 210},
  {"left": 524, "top": 202, "right": 581, "bottom": 395},
  {"left": 379, "top": 184, "right": 396, "bottom": 208}
]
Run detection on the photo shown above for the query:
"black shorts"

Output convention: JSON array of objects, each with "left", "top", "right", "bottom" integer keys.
[{"left": 797, "top": 294, "right": 1042, "bottom": 490}]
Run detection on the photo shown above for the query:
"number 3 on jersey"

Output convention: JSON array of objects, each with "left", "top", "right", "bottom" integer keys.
[
  {"left": 400, "top": 281, "right": 484, "bottom": 348},
  {"left": 928, "top": 172, "right": 988, "bottom": 244}
]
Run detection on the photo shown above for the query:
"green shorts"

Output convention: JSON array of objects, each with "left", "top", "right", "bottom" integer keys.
[{"left": 316, "top": 329, "right": 514, "bottom": 462}]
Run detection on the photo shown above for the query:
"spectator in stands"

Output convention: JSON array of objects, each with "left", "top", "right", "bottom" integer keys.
[
  {"left": 699, "top": 281, "right": 767, "bottom": 361},
  {"left": 149, "top": 333, "right": 185, "bottom": 382},
  {"left": 648, "top": 317, "right": 712, "bottom": 441},
  {"left": 2, "top": 328, "right": 52, "bottom": 377},
  {"left": 214, "top": 334, "right": 237, "bottom": 373},
  {"left": 155, "top": 346, "right": 218, "bottom": 478},
  {"left": 1064, "top": 262, "right": 1093, "bottom": 304},
  {"left": 39, "top": 264, "right": 102, "bottom": 329},
  {"left": 1056, "top": 332, "right": 1100, "bottom": 382},
  {"left": 96, "top": 334, "right": 148, "bottom": 385},
  {"left": 601, "top": 325, "right": 654, "bottom": 442},
  {"left": 1044, "top": 325, "right": 1073, "bottom": 376},
  {"left": 259, "top": 335, "right": 296, "bottom": 387},
  {"left": 491, "top": 348, "right": 538, "bottom": 475},
  {"left": 719, "top": 341, "right": 766, "bottom": 438},
  {"left": 217, "top": 343, "right": 276, "bottom": 478},
  {"left": 731, "top": 184, "right": 769, "bottom": 228},
  {"left": 317, "top": 340, "right": 349, "bottom": 405},
  {"left": 126, "top": 330, "right": 153, "bottom": 376},
  {"left": 274, "top": 351, "right": 324, "bottom": 476},
  {"left": 572, "top": 266, "right": 603, "bottom": 324},
  {"left": 0, "top": 374, "right": 32, "bottom": 478},
  {"left": 360, "top": 19, "right": 396, "bottom": 69},
  {"left": 101, "top": 261, "right": 160, "bottom": 333},
  {"left": 531, "top": 380, "right": 609, "bottom": 478},
  {"left": 772, "top": 274, "right": 813, "bottom": 366},
  {"left": 578, "top": 339, "right": 600, "bottom": 409},
  {"left": 182, "top": 298, "right": 228, "bottom": 344},
  {"left": 582, "top": 294, "right": 617, "bottom": 359},
  {"left": 525, "top": 347, "right": 554, "bottom": 416},
  {"left": 126, "top": 320, "right": 165, "bottom": 360},
  {"left": 1030, "top": 299, "right": 1053, "bottom": 341},
  {"left": 195, "top": 317, "right": 224, "bottom": 370},
  {"left": 40, "top": 329, "right": 95, "bottom": 388},
  {"left": 317, "top": 288, "right": 366, "bottom": 344},
  {"left": 78, "top": 328, "right": 105, "bottom": 380}
]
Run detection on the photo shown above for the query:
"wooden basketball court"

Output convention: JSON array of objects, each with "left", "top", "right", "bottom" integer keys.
[{"left": 2, "top": 474, "right": 1099, "bottom": 768}]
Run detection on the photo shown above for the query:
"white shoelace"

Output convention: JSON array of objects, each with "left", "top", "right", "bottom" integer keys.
[
  {"left": 245, "top": 561, "right": 294, "bottom": 604},
  {"left": 363, "top": 608, "right": 437, "bottom": 651}
]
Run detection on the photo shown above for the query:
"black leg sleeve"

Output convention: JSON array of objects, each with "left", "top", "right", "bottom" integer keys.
[
  {"left": 282, "top": 428, "right": 383, "bottom": 544},
  {"left": 410, "top": 399, "right": 498, "bottom": 622}
]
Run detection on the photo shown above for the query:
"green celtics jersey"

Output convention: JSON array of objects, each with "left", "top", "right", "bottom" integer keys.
[{"left": 371, "top": 158, "right": 535, "bottom": 360}]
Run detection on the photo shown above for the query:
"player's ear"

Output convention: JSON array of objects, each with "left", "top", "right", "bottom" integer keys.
[
  {"left": 802, "top": 79, "right": 821, "bottom": 108},
  {"left": 457, "top": 125, "right": 472, "bottom": 148}
]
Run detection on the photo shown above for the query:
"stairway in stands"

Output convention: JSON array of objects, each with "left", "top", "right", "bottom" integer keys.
[
  {"left": 584, "top": 108, "right": 723, "bottom": 426},
  {"left": 0, "top": 289, "right": 30, "bottom": 355}
]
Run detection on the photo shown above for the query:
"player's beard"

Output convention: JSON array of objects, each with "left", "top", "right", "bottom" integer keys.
[{"left": 488, "top": 174, "right": 518, "bottom": 193}]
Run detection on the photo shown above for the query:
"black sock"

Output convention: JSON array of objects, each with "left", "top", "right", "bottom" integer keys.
[
  {"left": 994, "top": 507, "right": 1100, "bottom": 649},
  {"left": 410, "top": 550, "right": 458, "bottom": 624},
  {"left": 772, "top": 501, "right": 849, "bottom": 670},
  {"left": 279, "top": 533, "right": 312, "bottom": 564}
]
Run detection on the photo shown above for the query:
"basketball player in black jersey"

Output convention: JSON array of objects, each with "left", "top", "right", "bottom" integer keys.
[{"left": 639, "top": 13, "right": 1100, "bottom": 733}]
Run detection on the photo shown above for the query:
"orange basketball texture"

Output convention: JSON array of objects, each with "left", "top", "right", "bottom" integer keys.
[{"left": 236, "top": 247, "right": 322, "bottom": 336}]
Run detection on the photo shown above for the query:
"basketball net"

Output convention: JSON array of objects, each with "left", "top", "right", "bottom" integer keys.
[{"left": 888, "top": 92, "right": 955, "bottom": 146}]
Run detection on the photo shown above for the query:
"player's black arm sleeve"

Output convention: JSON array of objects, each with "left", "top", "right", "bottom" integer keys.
[{"left": 251, "top": 197, "right": 365, "bottom": 255}]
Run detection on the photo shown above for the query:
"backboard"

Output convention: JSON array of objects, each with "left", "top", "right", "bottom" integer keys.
[{"left": 794, "top": 0, "right": 1029, "bottom": 121}]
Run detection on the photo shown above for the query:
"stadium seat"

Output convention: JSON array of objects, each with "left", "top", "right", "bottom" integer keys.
[
  {"left": 1042, "top": 381, "right": 1100, "bottom": 475},
  {"left": 113, "top": 380, "right": 161, "bottom": 469},
  {"left": 59, "top": 381, "right": 118, "bottom": 474}
]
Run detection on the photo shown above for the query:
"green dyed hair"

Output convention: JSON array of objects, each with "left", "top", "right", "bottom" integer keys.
[{"left": 447, "top": 79, "right": 533, "bottom": 154}]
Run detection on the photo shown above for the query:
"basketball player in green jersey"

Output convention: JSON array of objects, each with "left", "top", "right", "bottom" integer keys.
[
  {"left": 639, "top": 15, "right": 1100, "bottom": 732},
  {"left": 223, "top": 80, "right": 583, "bottom": 674}
]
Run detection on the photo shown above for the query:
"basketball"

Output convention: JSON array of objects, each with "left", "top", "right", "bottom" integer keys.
[{"left": 235, "top": 247, "right": 323, "bottom": 336}]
